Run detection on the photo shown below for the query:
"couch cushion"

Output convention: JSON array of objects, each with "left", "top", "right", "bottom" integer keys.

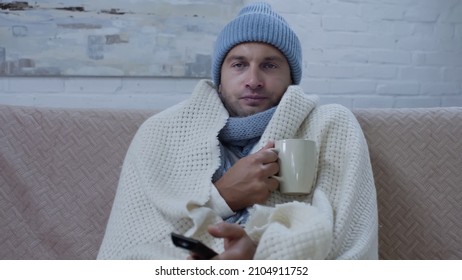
[
  {"left": 0, "top": 105, "right": 154, "bottom": 259},
  {"left": 354, "top": 107, "right": 462, "bottom": 260}
]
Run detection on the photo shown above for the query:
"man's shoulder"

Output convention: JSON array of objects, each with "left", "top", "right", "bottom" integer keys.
[
  {"left": 135, "top": 101, "right": 186, "bottom": 133},
  {"left": 313, "top": 103, "right": 353, "bottom": 117},
  {"left": 147, "top": 101, "right": 186, "bottom": 119},
  {"left": 308, "top": 103, "right": 357, "bottom": 127}
]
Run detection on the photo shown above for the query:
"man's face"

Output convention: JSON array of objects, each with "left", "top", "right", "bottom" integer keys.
[{"left": 218, "top": 42, "right": 292, "bottom": 117}]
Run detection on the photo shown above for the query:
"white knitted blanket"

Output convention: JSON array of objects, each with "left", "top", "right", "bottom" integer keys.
[{"left": 97, "top": 80, "right": 378, "bottom": 259}]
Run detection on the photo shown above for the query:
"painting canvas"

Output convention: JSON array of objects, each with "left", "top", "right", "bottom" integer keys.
[{"left": 0, "top": 0, "right": 243, "bottom": 77}]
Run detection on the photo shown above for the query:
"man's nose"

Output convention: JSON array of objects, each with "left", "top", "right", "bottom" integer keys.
[{"left": 245, "top": 65, "right": 263, "bottom": 89}]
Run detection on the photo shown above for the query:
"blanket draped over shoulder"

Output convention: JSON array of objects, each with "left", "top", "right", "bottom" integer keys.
[{"left": 97, "top": 80, "right": 378, "bottom": 259}]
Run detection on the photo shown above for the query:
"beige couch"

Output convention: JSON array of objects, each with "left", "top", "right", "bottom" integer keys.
[{"left": 1, "top": 104, "right": 461, "bottom": 260}]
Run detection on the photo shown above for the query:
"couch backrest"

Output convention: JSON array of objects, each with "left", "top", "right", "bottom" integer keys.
[
  {"left": 0, "top": 105, "right": 154, "bottom": 259},
  {"left": 1, "top": 104, "right": 461, "bottom": 259},
  {"left": 354, "top": 107, "right": 462, "bottom": 260}
]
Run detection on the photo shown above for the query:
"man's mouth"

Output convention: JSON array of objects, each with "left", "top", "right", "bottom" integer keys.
[
  {"left": 242, "top": 95, "right": 266, "bottom": 100},
  {"left": 240, "top": 95, "right": 268, "bottom": 106}
]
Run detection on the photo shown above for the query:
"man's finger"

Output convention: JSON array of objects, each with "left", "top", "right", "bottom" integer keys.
[
  {"left": 267, "top": 177, "right": 279, "bottom": 192},
  {"left": 208, "top": 222, "right": 245, "bottom": 239},
  {"left": 260, "top": 141, "right": 275, "bottom": 151}
]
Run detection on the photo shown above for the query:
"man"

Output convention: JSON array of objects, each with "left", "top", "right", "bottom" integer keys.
[{"left": 98, "top": 2, "right": 378, "bottom": 260}]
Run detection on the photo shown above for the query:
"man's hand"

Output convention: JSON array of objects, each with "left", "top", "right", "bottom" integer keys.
[
  {"left": 214, "top": 142, "right": 279, "bottom": 211},
  {"left": 209, "top": 222, "right": 256, "bottom": 260}
]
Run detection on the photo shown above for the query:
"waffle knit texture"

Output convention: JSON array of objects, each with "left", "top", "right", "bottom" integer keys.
[
  {"left": 97, "top": 80, "right": 378, "bottom": 260},
  {"left": 212, "top": 2, "right": 302, "bottom": 86}
]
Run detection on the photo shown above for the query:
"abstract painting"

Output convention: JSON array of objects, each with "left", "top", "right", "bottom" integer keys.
[{"left": 0, "top": 0, "right": 243, "bottom": 77}]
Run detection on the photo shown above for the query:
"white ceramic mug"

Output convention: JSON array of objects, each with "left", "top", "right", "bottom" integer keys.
[{"left": 272, "top": 139, "right": 317, "bottom": 195}]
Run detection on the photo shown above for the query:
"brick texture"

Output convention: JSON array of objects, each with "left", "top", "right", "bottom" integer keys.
[{"left": 0, "top": 0, "right": 461, "bottom": 109}]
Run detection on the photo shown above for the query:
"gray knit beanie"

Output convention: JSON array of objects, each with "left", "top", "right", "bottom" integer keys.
[{"left": 212, "top": 2, "right": 302, "bottom": 86}]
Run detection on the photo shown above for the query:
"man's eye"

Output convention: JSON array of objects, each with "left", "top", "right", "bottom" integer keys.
[
  {"left": 232, "top": 63, "right": 244, "bottom": 68},
  {"left": 263, "top": 63, "right": 277, "bottom": 69}
]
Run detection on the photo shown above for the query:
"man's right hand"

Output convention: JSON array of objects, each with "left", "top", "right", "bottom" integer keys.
[{"left": 214, "top": 142, "right": 279, "bottom": 211}]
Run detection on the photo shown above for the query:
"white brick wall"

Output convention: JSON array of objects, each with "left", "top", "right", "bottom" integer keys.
[
  {"left": 1, "top": 0, "right": 461, "bottom": 110},
  {"left": 0, "top": 77, "right": 199, "bottom": 110}
]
